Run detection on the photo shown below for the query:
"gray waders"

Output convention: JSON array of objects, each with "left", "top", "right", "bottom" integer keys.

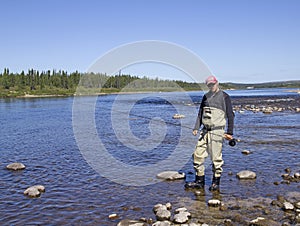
[{"left": 186, "top": 107, "right": 226, "bottom": 191}]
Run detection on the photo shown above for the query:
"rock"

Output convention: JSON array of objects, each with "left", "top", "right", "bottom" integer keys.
[
  {"left": 224, "top": 219, "right": 233, "bottom": 226},
  {"left": 156, "top": 209, "right": 171, "bottom": 221},
  {"left": 174, "top": 207, "right": 188, "bottom": 213},
  {"left": 6, "top": 162, "right": 26, "bottom": 170},
  {"left": 249, "top": 217, "right": 280, "bottom": 226},
  {"left": 173, "top": 211, "right": 191, "bottom": 224},
  {"left": 117, "top": 219, "right": 148, "bottom": 226},
  {"left": 241, "top": 150, "right": 251, "bottom": 155},
  {"left": 172, "top": 114, "right": 185, "bottom": 119},
  {"left": 108, "top": 213, "right": 118, "bottom": 219},
  {"left": 152, "top": 221, "right": 171, "bottom": 226},
  {"left": 262, "top": 109, "right": 273, "bottom": 114},
  {"left": 153, "top": 204, "right": 164, "bottom": 213},
  {"left": 277, "top": 195, "right": 286, "bottom": 203},
  {"left": 295, "top": 172, "right": 300, "bottom": 179},
  {"left": 236, "top": 170, "right": 256, "bottom": 179},
  {"left": 208, "top": 199, "right": 222, "bottom": 207},
  {"left": 295, "top": 201, "right": 300, "bottom": 209},
  {"left": 188, "top": 223, "right": 201, "bottom": 226},
  {"left": 281, "top": 173, "right": 290, "bottom": 180},
  {"left": 285, "top": 168, "right": 291, "bottom": 173},
  {"left": 283, "top": 201, "right": 294, "bottom": 211},
  {"left": 24, "top": 185, "right": 45, "bottom": 197},
  {"left": 156, "top": 171, "right": 185, "bottom": 180},
  {"left": 165, "top": 202, "right": 172, "bottom": 210},
  {"left": 154, "top": 205, "right": 171, "bottom": 221}
]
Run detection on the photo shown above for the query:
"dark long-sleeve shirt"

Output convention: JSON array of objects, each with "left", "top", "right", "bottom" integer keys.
[{"left": 193, "top": 90, "right": 235, "bottom": 135}]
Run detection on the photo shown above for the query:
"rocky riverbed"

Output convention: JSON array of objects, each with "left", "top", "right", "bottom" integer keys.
[
  {"left": 115, "top": 95, "right": 300, "bottom": 226},
  {"left": 231, "top": 95, "right": 300, "bottom": 113},
  {"left": 115, "top": 169, "right": 300, "bottom": 226}
]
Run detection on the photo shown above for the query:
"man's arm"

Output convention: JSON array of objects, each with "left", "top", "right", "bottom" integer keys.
[
  {"left": 193, "top": 96, "right": 205, "bottom": 135},
  {"left": 224, "top": 94, "right": 234, "bottom": 135}
]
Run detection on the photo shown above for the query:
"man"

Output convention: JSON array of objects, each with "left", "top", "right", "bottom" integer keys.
[{"left": 185, "top": 75, "right": 234, "bottom": 191}]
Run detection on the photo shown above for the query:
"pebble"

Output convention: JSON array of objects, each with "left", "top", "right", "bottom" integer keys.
[
  {"left": 172, "top": 114, "right": 185, "bottom": 119},
  {"left": 6, "top": 162, "right": 26, "bottom": 170},
  {"left": 236, "top": 170, "right": 257, "bottom": 179}
]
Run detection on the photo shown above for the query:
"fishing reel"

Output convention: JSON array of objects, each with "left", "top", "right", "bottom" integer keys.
[{"left": 228, "top": 138, "right": 240, "bottom": 147}]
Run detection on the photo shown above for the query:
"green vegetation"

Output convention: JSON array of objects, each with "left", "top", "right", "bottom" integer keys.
[
  {"left": 0, "top": 68, "right": 299, "bottom": 97},
  {"left": 0, "top": 68, "right": 202, "bottom": 97}
]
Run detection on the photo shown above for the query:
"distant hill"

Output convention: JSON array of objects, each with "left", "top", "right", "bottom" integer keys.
[{"left": 220, "top": 80, "right": 300, "bottom": 90}]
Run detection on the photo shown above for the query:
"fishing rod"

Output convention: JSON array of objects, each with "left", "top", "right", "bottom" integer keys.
[{"left": 101, "top": 105, "right": 240, "bottom": 147}]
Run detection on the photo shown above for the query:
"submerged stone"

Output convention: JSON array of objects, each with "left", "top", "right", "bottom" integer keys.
[
  {"left": 156, "top": 171, "right": 185, "bottom": 180},
  {"left": 236, "top": 170, "right": 256, "bottom": 179}
]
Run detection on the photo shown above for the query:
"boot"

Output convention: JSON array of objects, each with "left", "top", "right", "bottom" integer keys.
[
  {"left": 185, "top": 175, "right": 205, "bottom": 189},
  {"left": 209, "top": 176, "right": 220, "bottom": 191}
]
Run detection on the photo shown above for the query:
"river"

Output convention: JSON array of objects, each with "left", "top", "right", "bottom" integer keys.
[{"left": 0, "top": 88, "right": 299, "bottom": 225}]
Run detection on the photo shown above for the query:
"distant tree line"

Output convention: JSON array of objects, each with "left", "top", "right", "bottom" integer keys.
[{"left": 0, "top": 68, "right": 201, "bottom": 97}]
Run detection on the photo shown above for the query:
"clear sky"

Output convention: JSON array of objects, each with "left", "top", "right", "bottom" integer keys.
[{"left": 0, "top": 0, "right": 299, "bottom": 83}]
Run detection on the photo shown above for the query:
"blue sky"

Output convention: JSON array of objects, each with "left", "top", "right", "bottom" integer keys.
[{"left": 0, "top": 0, "right": 299, "bottom": 83}]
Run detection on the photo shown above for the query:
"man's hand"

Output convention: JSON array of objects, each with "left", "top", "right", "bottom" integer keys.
[
  {"left": 192, "top": 130, "right": 198, "bottom": 136},
  {"left": 224, "top": 134, "right": 233, "bottom": 140}
]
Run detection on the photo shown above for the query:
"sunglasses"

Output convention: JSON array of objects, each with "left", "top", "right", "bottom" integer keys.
[{"left": 207, "top": 83, "right": 216, "bottom": 88}]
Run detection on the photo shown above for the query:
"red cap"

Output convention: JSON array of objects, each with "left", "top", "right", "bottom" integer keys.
[{"left": 205, "top": 75, "right": 218, "bottom": 85}]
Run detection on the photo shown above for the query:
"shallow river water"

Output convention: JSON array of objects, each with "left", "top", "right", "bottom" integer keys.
[{"left": 0, "top": 89, "right": 299, "bottom": 225}]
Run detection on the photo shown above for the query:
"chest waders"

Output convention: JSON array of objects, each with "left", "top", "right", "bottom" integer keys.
[{"left": 185, "top": 107, "right": 226, "bottom": 191}]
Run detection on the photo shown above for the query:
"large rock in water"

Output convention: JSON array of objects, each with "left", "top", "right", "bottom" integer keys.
[
  {"left": 24, "top": 185, "right": 45, "bottom": 197},
  {"left": 6, "top": 162, "right": 26, "bottom": 170},
  {"left": 236, "top": 170, "right": 256, "bottom": 179},
  {"left": 156, "top": 171, "right": 185, "bottom": 180}
]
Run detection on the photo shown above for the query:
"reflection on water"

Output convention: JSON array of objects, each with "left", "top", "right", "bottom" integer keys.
[{"left": 0, "top": 89, "right": 299, "bottom": 225}]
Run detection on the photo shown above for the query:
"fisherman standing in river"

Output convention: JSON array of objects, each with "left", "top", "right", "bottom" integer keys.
[{"left": 185, "top": 75, "right": 235, "bottom": 191}]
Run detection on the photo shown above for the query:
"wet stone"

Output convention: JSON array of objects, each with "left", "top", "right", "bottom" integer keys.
[
  {"left": 173, "top": 211, "right": 191, "bottom": 224},
  {"left": 156, "top": 171, "right": 185, "bottom": 180},
  {"left": 117, "top": 219, "right": 148, "bottom": 226},
  {"left": 24, "top": 185, "right": 45, "bottom": 198},
  {"left": 283, "top": 202, "right": 294, "bottom": 211},
  {"left": 208, "top": 199, "right": 222, "bottom": 207},
  {"left": 236, "top": 170, "right": 256, "bottom": 179},
  {"left": 241, "top": 150, "right": 252, "bottom": 155},
  {"left": 6, "top": 162, "right": 26, "bottom": 170},
  {"left": 108, "top": 213, "right": 118, "bottom": 219},
  {"left": 152, "top": 221, "right": 171, "bottom": 226},
  {"left": 154, "top": 205, "right": 171, "bottom": 221}
]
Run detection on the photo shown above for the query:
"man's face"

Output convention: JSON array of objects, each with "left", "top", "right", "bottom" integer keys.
[{"left": 207, "top": 82, "right": 218, "bottom": 92}]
